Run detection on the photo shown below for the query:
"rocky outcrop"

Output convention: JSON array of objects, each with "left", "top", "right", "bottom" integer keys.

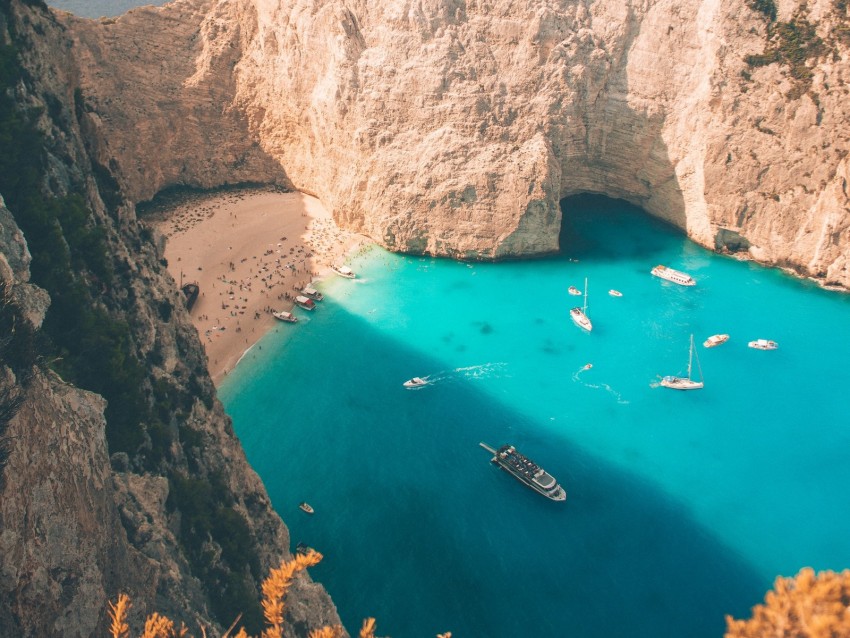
[
  {"left": 61, "top": 0, "right": 850, "bottom": 286},
  {"left": 0, "top": 2, "right": 342, "bottom": 636}
]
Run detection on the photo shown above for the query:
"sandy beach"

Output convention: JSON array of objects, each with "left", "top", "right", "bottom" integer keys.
[{"left": 150, "top": 187, "right": 366, "bottom": 384}]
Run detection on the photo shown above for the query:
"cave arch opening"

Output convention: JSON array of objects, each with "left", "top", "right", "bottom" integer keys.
[{"left": 557, "top": 193, "right": 688, "bottom": 262}]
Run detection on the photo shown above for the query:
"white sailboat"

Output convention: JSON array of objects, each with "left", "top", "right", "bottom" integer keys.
[
  {"left": 660, "top": 334, "right": 704, "bottom": 390},
  {"left": 570, "top": 277, "right": 592, "bottom": 331}
]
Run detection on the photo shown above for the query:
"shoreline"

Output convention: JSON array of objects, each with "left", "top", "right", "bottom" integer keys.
[{"left": 150, "top": 186, "right": 367, "bottom": 385}]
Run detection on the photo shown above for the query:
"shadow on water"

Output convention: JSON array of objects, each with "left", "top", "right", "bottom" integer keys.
[
  {"left": 222, "top": 305, "right": 766, "bottom": 638},
  {"left": 559, "top": 194, "right": 690, "bottom": 263}
]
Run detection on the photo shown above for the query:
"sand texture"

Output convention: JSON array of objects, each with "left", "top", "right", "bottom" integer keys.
[{"left": 151, "top": 188, "right": 364, "bottom": 384}]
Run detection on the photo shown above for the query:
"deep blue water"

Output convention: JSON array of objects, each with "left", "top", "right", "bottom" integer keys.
[{"left": 220, "top": 196, "right": 850, "bottom": 637}]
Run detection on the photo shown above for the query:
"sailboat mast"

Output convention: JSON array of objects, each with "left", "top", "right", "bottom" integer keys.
[
  {"left": 583, "top": 277, "right": 588, "bottom": 312},
  {"left": 687, "top": 334, "right": 694, "bottom": 379}
]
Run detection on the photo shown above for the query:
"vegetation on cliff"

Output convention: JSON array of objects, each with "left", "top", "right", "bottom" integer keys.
[
  {"left": 1, "top": 3, "right": 270, "bottom": 632},
  {"left": 725, "top": 568, "right": 850, "bottom": 637},
  {"left": 107, "top": 549, "right": 453, "bottom": 638}
]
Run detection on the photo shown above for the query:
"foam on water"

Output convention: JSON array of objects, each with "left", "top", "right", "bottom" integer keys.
[{"left": 221, "top": 196, "right": 850, "bottom": 637}]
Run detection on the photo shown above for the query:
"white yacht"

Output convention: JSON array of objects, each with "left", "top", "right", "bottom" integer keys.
[
  {"left": 608, "top": 289, "right": 623, "bottom": 297},
  {"left": 660, "top": 334, "right": 704, "bottom": 390},
  {"left": 703, "top": 334, "right": 729, "bottom": 348},
  {"left": 651, "top": 264, "right": 696, "bottom": 286},
  {"left": 568, "top": 286, "right": 582, "bottom": 296},
  {"left": 748, "top": 339, "right": 778, "bottom": 350},
  {"left": 403, "top": 377, "right": 428, "bottom": 389},
  {"left": 272, "top": 310, "right": 297, "bottom": 323}
]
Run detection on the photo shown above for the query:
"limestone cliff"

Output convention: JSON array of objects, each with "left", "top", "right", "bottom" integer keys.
[
  {"left": 61, "top": 0, "right": 850, "bottom": 286},
  {"left": 0, "top": 2, "right": 341, "bottom": 635}
]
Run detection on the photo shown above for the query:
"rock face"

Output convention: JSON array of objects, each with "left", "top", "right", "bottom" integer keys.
[
  {"left": 0, "top": 3, "right": 342, "bottom": 636},
  {"left": 62, "top": 0, "right": 850, "bottom": 285}
]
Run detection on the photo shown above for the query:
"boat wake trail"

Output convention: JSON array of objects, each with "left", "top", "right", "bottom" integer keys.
[
  {"left": 454, "top": 362, "right": 507, "bottom": 378},
  {"left": 572, "top": 365, "right": 629, "bottom": 404},
  {"left": 419, "top": 362, "right": 509, "bottom": 386}
]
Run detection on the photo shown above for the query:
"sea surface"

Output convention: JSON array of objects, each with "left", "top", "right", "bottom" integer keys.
[
  {"left": 222, "top": 194, "right": 850, "bottom": 638},
  {"left": 46, "top": 0, "right": 168, "bottom": 18}
]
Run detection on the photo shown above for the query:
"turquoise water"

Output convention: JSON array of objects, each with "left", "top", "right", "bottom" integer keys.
[{"left": 220, "top": 195, "right": 850, "bottom": 637}]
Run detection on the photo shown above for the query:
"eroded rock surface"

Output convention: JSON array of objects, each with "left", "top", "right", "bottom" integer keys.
[{"left": 63, "top": 0, "right": 850, "bottom": 284}]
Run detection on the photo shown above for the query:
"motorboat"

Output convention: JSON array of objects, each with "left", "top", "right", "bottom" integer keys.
[
  {"left": 298, "top": 502, "right": 314, "bottom": 514},
  {"left": 301, "top": 285, "right": 324, "bottom": 301},
  {"left": 294, "top": 295, "right": 316, "bottom": 310},
  {"left": 332, "top": 264, "right": 356, "bottom": 279},
  {"left": 272, "top": 310, "right": 297, "bottom": 323},
  {"left": 660, "top": 334, "right": 704, "bottom": 390},
  {"left": 568, "top": 286, "right": 582, "bottom": 296},
  {"left": 479, "top": 442, "right": 566, "bottom": 501},
  {"left": 748, "top": 339, "right": 778, "bottom": 350},
  {"left": 703, "top": 334, "right": 729, "bottom": 348},
  {"left": 651, "top": 264, "right": 696, "bottom": 286},
  {"left": 403, "top": 377, "right": 428, "bottom": 389},
  {"left": 608, "top": 289, "right": 623, "bottom": 297}
]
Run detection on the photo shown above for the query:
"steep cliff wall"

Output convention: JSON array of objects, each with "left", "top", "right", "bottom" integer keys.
[
  {"left": 63, "top": 0, "right": 850, "bottom": 285},
  {"left": 0, "top": 2, "right": 341, "bottom": 635}
]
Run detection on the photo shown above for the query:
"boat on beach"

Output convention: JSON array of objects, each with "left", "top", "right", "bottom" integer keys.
[
  {"left": 272, "top": 310, "right": 297, "bottom": 323},
  {"left": 660, "top": 334, "right": 704, "bottom": 390},
  {"left": 749, "top": 339, "right": 778, "bottom": 350},
  {"left": 651, "top": 264, "right": 696, "bottom": 286},
  {"left": 608, "top": 289, "right": 623, "bottom": 297},
  {"left": 294, "top": 295, "right": 316, "bottom": 310},
  {"left": 332, "top": 264, "right": 356, "bottom": 279},
  {"left": 479, "top": 442, "right": 566, "bottom": 501},
  {"left": 301, "top": 285, "right": 324, "bottom": 301},
  {"left": 299, "top": 502, "right": 314, "bottom": 514},
  {"left": 568, "top": 286, "right": 582, "bottom": 296},
  {"left": 403, "top": 377, "right": 428, "bottom": 389},
  {"left": 570, "top": 277, "right": 592, "bottom": 331},
  {"left": 703, "top": 334, "right": 729, "bottom": 348}
]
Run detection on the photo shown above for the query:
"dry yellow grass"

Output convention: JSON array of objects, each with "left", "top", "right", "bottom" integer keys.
[
  {"left": 107, "top": 547, "right": 451, "bottom": 638},
  {"left": 725, "top": 568, "right": 850, "bottom": 637},
  {"left": 109, "top": 593, "right": 131, "bottom": 638}
]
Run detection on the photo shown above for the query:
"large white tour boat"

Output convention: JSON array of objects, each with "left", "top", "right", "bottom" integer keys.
[
  {"left": 479, "top": 443, "right": 566, "bottom": 501},
  {"left": 301, "top": 285, "right": 324, "bottom": 301},
  {"left": 294, "top": 295, "right": 316, "bottom": 310},
  {"left": 651, "top": 264, "right": 696, "bottom": 286},
  {"left": 332, "top": 264, "right": 356, "bottom": 279},
  {"left": 272, "top": 310, "right": 297, "bottom": 323}
]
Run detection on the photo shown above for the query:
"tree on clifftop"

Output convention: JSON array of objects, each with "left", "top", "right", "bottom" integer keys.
[{"left": 725, "top": 568, "right": 850, "bottom": 637}]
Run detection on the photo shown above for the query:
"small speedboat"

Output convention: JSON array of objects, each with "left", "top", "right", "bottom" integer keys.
[
  {"left": 748, "top": 339, "right": 778, "bottom": 350},
  {"left": 703, "top": 334, "right": 729, "bottom": 348},
  {"left": 568, "top": 286, "right": 582, "bottom": 296},
  {"left": 403, "top": 377, "right": 428, "bottom": 389},
  {"left": 332, "top": 264, "right": 356, "bottom": 279},
  {"left": 272, "top": 310, "right": 297, "bottom": 323},
  {"left": 299, "top": 502, "right": 314, "bottom": 514},
  {"left": 582, "top": 363, "right": 593, "bottom": 370},
  {"left": 294, "top": 295, "right": 316, "bottom": 310},
  {"left": 608, "top": 289, "right": 623, "bottom": 297}
]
